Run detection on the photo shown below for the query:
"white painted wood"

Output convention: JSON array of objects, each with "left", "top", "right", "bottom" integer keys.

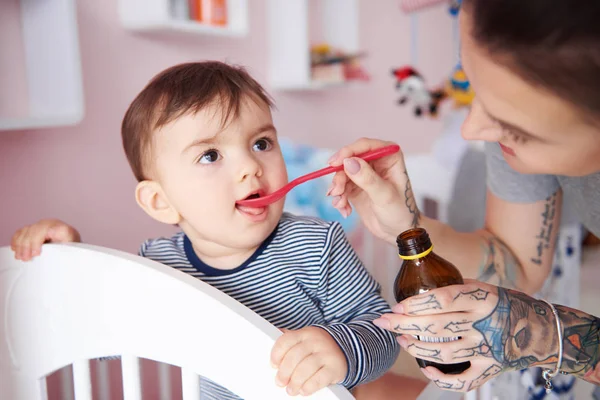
[
  {"left": 0, "top": 243, "right": 353, "bottom": 399},
  {"left": 158, "top": 362, "right": 172, "bottom": 400},
  {"left": 322, "top": 0, "right": 359, "bottom": 53},
  {"left": 97, "top": 358, "right": 111, "bottom": 400},
  {"left": 121, "top": 355, "right": 142, "bottom": 400},
  {"left": 0, "top": 0, "right": 84, "bottom": 131},
  {"left": 181, "top": 368, "right": 201, "bottom": 400},
  {"left": 267, "top": 0, "right": 311, "bottom": 90},
  {"left": 72, "top": 361, "right": 92, "bottom": 400},
  {"left": 267, "top": 0, "right": 361, "bottom": 90},
  {"left": 119, "top": 0, "right": 248, "bottom": 37}
]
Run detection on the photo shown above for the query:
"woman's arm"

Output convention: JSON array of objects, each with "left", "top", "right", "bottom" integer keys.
[
  {"left": 417, "top": 189, "right": 562, "bottom": 294},
  {"left": 372, "top": 281, "right": 600, "bottom": 391},
  {"left": 328, "top": 138, "right": 561, "bottom": 294},
  {"left": 554, "top": 304, "right": 600, "bottom": 383}
]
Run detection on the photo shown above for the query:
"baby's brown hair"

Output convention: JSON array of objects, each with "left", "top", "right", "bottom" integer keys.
[{"left": 122, "top": 61, "right": 274, "bottom": 181}]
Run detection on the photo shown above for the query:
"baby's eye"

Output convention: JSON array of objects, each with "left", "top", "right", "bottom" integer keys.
[
  {"left": 198, "top": 150, "right": 221, "bottom": 164},
  {"left": 253, "top": 138, "right": 273, "bottom": 152}
]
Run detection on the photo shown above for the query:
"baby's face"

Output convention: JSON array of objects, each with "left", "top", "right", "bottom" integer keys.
[{"left": 152, "top": 97, "right": 288, "bottom": 253}]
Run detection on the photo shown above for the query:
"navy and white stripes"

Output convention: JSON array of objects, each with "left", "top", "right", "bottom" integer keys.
[{"left": 140, "top": 213, "right": 399, "bottom": 398}]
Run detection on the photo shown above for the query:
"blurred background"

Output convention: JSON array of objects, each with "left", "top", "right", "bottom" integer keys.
[{"left": 2, "top": 0, "right": 598, "bottom": 399}]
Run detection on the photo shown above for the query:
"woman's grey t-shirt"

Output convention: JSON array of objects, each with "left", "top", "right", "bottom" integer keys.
[{"left": 485, "top": 142, "right": 600, "bottom": 236}]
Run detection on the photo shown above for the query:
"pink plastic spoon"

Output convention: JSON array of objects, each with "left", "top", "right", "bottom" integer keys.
[{"left": 236, "top": 144, "right": 401, "bottom": 208}]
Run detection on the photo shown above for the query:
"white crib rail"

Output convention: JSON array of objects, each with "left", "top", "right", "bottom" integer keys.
[{"left": 0, "top": 243, "right": 353, "bottom": 400}]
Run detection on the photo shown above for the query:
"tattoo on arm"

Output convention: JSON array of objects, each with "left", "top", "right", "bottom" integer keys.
[
  {"left": 477, "top": 235, "right": 521, "bottom": 290},
  {"left": 404, "top": 171, "right": 420, "bottom": 228},
  {"left": 531, "top": 193, "right": 558, "bottom": 266},
  {"left": 468, "top": 286, "right": 600, "bottom": 386},
  {"left": 556, "top": 305, "right": 600, "bottom": 384},
  {"left": 478, "top": 193, "right": 558, "bottom": 290}
]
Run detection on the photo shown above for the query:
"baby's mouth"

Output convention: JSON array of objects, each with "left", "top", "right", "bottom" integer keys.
[{"left": 236, "top": 191, "right": 266, "bottom": 215}]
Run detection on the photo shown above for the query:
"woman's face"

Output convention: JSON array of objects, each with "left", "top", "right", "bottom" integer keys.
[{"left": 459, "top": 10, "right": 600, "bottom": 177}]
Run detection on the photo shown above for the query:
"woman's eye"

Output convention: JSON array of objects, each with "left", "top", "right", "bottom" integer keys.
[
  {"left": 198, "top": 150, "right": 221, "bottom": 164},
  {"left": 501, "top": 127, "right": 528, "bottom": 144},
  {"left": 253, "top": 138, "right": 272, "bottom": 152},
  {"left": 507, "top": 131, "right": 528, "bottom": 144}
]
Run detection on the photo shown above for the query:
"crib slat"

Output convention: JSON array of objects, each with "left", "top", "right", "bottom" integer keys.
[
  {"left": 121, "top": 355, "right": 142, "bottom": 400},
  {"left": 158, "top": 362, "right": 172, "bottom": 400},
  {"left": 72, "top": 360, "right": 92, "bottom": 400},
  {"left": 464, "top": 389, "right": 479, "bottom": 400},
  {"left": 96, "top": 358, "right": 111, "bottom": 400},
  {"left": 181, "top": 368, "right": 201, "bottom": 400}
]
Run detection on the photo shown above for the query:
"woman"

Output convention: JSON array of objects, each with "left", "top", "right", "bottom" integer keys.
[{"left": 327, "top": 0, "right": 600, "bottom": 393}]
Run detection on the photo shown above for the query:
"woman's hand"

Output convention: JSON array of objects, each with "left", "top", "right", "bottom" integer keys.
[
  {"left": 328, "top": 138, "right": 421, "bottom": 245},
  {"left": 372, "top": 281, "right": 560, "bottom": 392}
]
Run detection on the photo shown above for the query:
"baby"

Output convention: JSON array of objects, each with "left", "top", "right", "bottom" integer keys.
[{"left": 11, "top": 61, "right": 399, "bottom": 398}]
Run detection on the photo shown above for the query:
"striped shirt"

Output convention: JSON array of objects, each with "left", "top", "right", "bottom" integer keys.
[{"left": 139, "top": 213, "right": 399, "bottom": 398}]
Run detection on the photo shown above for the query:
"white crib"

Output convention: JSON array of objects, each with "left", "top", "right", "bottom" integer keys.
[{"left": 0, "top": 243, "right": 356, "bottom": 400}]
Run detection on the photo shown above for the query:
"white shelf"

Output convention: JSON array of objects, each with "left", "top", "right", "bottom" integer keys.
[
  {"left": 119, "top": 0, "right": 248, "bottom": 38},
  {"left": 267, "top": 0, "right": 360, "bottom": 91},
  {"left": 0, "top": 0, "right": 84, "bottom": 131}
]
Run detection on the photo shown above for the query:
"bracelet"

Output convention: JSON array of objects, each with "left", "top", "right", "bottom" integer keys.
[{"left": 540, "top": 299, "right": 564, "bottom": 393}]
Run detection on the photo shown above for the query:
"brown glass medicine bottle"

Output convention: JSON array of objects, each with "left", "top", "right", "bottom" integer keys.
[{"left": 394, "top": 227, "right": 471, "bottom": 375}]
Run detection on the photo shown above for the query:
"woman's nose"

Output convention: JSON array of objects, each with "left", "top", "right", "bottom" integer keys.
[{"left": 462, "top": 100, "right": 503, "bottom": 142}]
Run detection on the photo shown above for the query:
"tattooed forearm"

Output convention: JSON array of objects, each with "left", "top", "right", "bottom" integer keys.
[
  {"left": 404, "top": 171, "right": 420, "bottom": 228},
  {"left": 531, "top": 193, "right": 558, "bottom": 266},
  {"left": 555, "top": 305, "right": 600, "bottom": 384},
  {"left": 477, "top": 234, "right": 522, "bottom": 290},
  {"left": 472, "top": 288, "right": 559, "bottom": 371},
  {"left": 470, "top": 286, "right": 600, "bottom": 385}
]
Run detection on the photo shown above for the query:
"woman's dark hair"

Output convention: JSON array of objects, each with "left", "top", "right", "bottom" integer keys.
[{"left": 462, "top": 0, "right": 600, "bottom": 121}]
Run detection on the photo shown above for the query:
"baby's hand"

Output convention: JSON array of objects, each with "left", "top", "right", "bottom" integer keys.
[
  {"left": 11, "top": 219, "right": 81, "bottom": 261},
  {"left": 271, "top": 326, "right": 347, "bottom": 396}
]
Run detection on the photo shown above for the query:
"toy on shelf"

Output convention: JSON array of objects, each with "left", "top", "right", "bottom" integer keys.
[
  {"left": 448, "top": 0, "right": 462, "bottom": 16},
  {"left": 392, "top": 66, "right": 446, "bottom": 117},
  {"left": 310, "top": 44, "right": 370, "bottom": 84},
  {"left": 445, "top": 64, "right": 474, "bottom": 108}
]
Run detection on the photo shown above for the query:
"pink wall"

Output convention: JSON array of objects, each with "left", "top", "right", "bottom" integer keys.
[{"left": 0, "top": 0, "right": 454, "bottom": 252}]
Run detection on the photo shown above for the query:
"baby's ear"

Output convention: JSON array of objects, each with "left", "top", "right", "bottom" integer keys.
[{"left": 135, "top": 180, "right": 181, "bottom": 225}]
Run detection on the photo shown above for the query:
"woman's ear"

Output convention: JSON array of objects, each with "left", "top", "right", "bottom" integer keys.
[{"left": 135, "top": 180, "right": 181, "bottom": 225}]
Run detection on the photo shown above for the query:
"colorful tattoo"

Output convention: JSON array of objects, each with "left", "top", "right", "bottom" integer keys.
[
  {"left": 477, "top": 235, "right": 521, "bottom": 290},
  {"left": 470, "top": 287, "right": 600, "bottom": 385},
  {"left": 556, "top": 305, "right": 600, "bottom": 384}
]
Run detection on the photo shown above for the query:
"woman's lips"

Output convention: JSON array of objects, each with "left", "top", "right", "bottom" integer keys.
[{"left": 499, "top": 143, "right": 516, "bottom": 156}]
